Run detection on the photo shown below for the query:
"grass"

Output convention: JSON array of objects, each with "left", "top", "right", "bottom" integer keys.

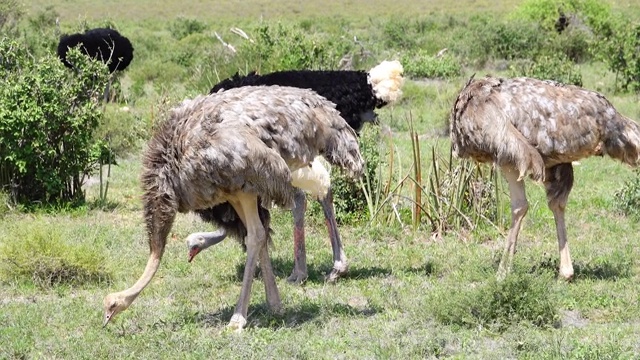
[{"left": 3, "top": 0, "right": 640, "bottom": 358}]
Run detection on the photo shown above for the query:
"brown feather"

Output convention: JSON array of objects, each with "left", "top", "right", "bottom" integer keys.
[{"left": 450, "top": 76, "right": 640, "bottom": 180}]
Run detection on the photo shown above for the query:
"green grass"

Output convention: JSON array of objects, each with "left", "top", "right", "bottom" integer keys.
[{"left": 3, "top": 0, "right": 640, "bottom": 358}]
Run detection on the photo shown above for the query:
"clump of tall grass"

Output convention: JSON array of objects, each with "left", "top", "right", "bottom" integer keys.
[
  {"left": 0, "top": 224, "right": 111, "bottom": 287},
  {"left": 430, "top": 268, "right": 559, "bottom": 331},
  {"left": 360, "top": 115, "right": 506, "bottom": 237}
]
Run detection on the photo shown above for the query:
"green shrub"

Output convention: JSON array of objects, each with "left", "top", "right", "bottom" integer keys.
[
  {"left": 0, "top": 224, "right": 111, "bottom": 287},
  {"left": 599, "top": 21, "right": 640, "bottom": 93},
  {"left": 509, "top": 54, "right": 583, "bottom": 86},
  {"left": 511, "top": 0, "right": 613, "bottom": 33},
  {"left": 168, "top": 16, "right": 208, "bottom": 40},
  {"left": 379, "top": 15, "right": 459, "bottom": 53},
  {"left": 546, "top": 27, "right": 592, "bottom": 63},
  {"left": 614, "top": 169, "right": 640, "bottom": 218},
  {"left": 401, "top": 51, "right": 461, "bottom": 79},
  {"left": 0, "top": 38, "right": 109, "bottom": 205},
  {"left": 95, "top": 106, "right": 148, "bottom": 157},
  {"left": 237, "top": 22, "right": 354, "bottom": 72},
  {"left": 454, "top": 16, "right": 546, "bottom": 65},
  {"left": 431, "top": 269, "right": 559, "bottom": 331}
]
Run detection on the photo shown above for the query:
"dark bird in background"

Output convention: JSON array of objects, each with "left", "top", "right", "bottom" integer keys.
[
  {"left": 186, "top": 60, "right": 404, "bottom": 284},
  {"left": 57, "top": 28, "right": 134, "bottom": 73},
  {"left": 450, "top": 75, "right": 640, "bottom": 280}
]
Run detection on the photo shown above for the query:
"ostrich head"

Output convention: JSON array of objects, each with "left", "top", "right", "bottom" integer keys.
[
  {"left": 103, "top": 291, "right": 135, "bottom": 327},
  {"left": 186, "top": 230, "right": 227, "bottom": 262}
]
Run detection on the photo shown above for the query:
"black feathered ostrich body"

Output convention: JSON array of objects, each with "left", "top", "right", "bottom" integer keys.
[
  {"left": 187, "top": 60, "right": 404, "bottom": 283},
  {"left": 57, "top": 28, "right": 134, "bottom": 73},
  {"left": 211, "top": 70, "right": 389, "bottom": 130}
]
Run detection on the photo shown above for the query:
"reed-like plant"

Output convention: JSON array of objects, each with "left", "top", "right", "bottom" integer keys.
[{"left": 361, "top": 115, "right": 507, "bottom": 237}]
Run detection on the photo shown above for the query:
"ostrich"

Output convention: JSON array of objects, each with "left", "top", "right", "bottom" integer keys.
[
  {"left": 186, "top": 60, "right": 404, "bottom": 284},
  {"left": 57, "top": 28, "right": 134, "bottom": 73},
  {"left": 57, "top": 28, "right": 134, "bottom": 102},
  {"left": 450, "top": 76, "right": 640, "bottom": 280},
  {"left": 102, "top": 85, "right": 364, "bottom": 330}
]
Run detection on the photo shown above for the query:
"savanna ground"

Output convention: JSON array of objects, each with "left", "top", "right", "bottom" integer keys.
[{"left": 2, "top": 0, "right": 640, "bottom": 358}]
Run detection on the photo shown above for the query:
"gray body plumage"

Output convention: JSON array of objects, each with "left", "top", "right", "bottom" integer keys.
[
  {"left": 103, "top": 85, "right": 364, "bottom": 329},
  {"left": 451, "top": 76, "right": 640, "bottom": 181},
  {"left": 450, "top": 76, "right": 640, "bottom": 280},
  {"left": 145, "top": 86, "right": 363, "bottom": 213}
]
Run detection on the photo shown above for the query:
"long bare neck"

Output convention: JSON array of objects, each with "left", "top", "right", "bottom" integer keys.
[
  {"left": 118, "top": 207, "right": 175, "bottom": 303},
  {"left": 119, "top": 254, "right": 163, "bottom": 302}
]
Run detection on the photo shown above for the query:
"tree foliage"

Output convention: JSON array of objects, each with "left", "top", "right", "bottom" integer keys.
[{"left": 0, "top": 38, "right": 109, "bottom": 205}]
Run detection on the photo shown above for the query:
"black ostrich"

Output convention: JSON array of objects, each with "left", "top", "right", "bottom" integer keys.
[
  {"left": 186, "top": 60, "right": 404, "bottom": 284},
  {"left": 57, "top": 28, "right": 134, "bottom": 73}
]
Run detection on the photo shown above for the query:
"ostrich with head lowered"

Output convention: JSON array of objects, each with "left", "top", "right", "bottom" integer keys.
[
  {"left": 57, "top": 28, "right": 134, "bottom": 73},
  {"left": 450, "top": 75, "right": 640, "bottom": 280},
  {"left": 102, "top": 85, "right": 364, "bottom": 330},
  {"left": 186, "top": 60, "right": 404, "bottom": 284}
]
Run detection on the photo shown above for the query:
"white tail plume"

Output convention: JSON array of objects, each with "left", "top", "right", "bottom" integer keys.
[{"left": 368, "top": 60, "right": 404, "bottom": 104}]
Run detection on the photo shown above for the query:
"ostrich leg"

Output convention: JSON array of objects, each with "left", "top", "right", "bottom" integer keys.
[
  {"left": 257, "top": 206, "right": 283, "bottom": 313},
  {"left": 497, "top": 166, "right": 529, "bottom": 280},
  {"left": 288, "top": 187, "right": 347, "bottom": 284},
  {"left": 320, "top": 187, "right": 348, "bottom": 282},
  {"left": 544, "top": 164, "right": 575, "bottom": 280},
  {"left": 288, "top": 189, "right": 308, "bottom": 284},
  {"left": 228, "top": 193, "right": 281, "bottom": 331}
]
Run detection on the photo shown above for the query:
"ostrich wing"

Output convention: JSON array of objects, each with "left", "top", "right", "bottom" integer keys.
[
  {"left": 181, "top": 85, "right": 364, "bottom": 178},
  {"left": 176, "top": 125, "right": 297, "bottom": 211}
]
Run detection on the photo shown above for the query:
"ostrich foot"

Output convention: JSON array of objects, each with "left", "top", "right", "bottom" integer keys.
[
  {"left": 325, "top": 260, "right": 348, "bottom": 283},
  {"left": 227, "top": 314, "right": 247, "bottom": 332},
  {"left": 559, "top": 266, "right": 574, "bottom": 281},
  {"left": 287, "top": 269, "right": 308, "bottom": 285},
  {"left": 269, "top": 302, "right": 284, "bottom": 316}
]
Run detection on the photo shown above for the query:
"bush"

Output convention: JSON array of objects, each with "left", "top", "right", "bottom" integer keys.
[
  {"left": 168, "top": 16, "right": 208, "bottom": 40},
  {"left": 599, "top": 21, "right": 640, "bottom": 93},
  {"left": 401, "top": 51, "right": 461, "bottom": 79},
  {"left": 237, "top": 22, "right": 354, "bottom": 72},
  {"left": 431, "top": 269, "right": 559, "bottom": 331},
  {"left": 454, "top": 16, "right": 546, "bottom": 65},
  {"left": 0, "top": 38, "right": 109, "bottom": 205},
  {"left": 614, "top": 169, "right": 640, "bottom": 218},
  {"left": 509, "top": 54, "right": 583, "bottom": 86},
  {"left": 0, "top": 224, "right": 111, "bottom": 287},
  {"left": 511, "top": 0, "right": 613, "bottom": 34}
]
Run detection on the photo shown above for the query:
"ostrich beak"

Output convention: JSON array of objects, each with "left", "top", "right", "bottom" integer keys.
[
  {"left": 188, "top": 247, "right": 201, "bottom": 263},
  {"left": 103, "top": 312, "right": 113, "bottom": 327}
]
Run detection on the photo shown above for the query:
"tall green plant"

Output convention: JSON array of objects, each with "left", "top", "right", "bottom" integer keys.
[
  {"left": 237, "top": 22, "right": 354, "bottom": 72},
  {"left": 0, "top": 38, "right": 109, "bottom": 205},
  {"left": 360, "top": 115, "right": 505, "bottom": 236}
]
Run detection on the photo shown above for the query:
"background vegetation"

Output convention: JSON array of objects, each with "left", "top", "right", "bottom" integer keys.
[{"left": 1, "top": 0, "right": 640, "bottom": 358}]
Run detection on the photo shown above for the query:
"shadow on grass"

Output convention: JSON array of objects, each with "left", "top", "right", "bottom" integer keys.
[
  {"left": 529, "top": 255, "right": 632, "bottom": 281},
  {"left": 86, "top": 198, "right": 121, "bottom": 211},
  {"left": 226, "top": 258, "right": 436, "bottom": 284},
  {"left": 195, "top": 301, "right": 381, "bottom": 329}
]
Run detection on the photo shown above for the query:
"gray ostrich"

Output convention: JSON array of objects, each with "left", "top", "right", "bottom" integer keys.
[
  {"left": 103, "top": 85, "right": 364, "bottom": 330},
  {"left": 450, "top": 76, "right": 640, "bottom": 280},
  {"left": 186, "top": 60, "right": 404, "bottom": 284}
]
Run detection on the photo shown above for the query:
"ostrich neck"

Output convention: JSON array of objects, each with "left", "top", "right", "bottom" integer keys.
[
  {"left": 204, "top": 229, "right": 227, "bottom": 249},
  {"left": 121, "top": 254, "right": 163, "bottom": 302}
]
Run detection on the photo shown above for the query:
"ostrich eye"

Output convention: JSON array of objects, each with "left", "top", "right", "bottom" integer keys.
[{"left": 109, "top": 303, "right": 117, "bottom": 310}]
